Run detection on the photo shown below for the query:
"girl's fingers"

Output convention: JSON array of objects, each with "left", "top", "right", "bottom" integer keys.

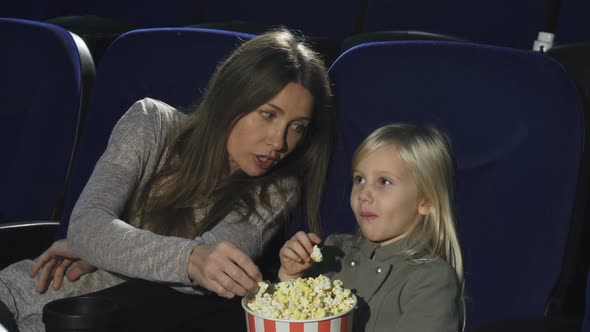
[
  {"left": 293, "top": 231, "right": 322, "bottom": 255},
  {"left": 288, "top": 238, "right": 313, "bottom": 263},
  {"left": 281, "top": 246, "right": 304, "bottom": 264},
  {"left": 308, "top": 233, "right": 322, "bottom": 245}
]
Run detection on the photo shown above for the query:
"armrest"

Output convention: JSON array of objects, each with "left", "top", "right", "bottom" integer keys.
[
  {"left": 467, "top": 316, "right": 582, "bottom": 332},
  {"left": 0, "top": 221, "right": 59, "bottom": 269}
]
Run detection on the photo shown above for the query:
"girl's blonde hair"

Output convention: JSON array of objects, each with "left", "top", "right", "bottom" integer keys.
[{"left": 352, "top": 123, "right": 464, "bottom": 295}]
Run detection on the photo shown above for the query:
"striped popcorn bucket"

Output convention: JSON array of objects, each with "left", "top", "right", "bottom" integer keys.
[{"left": 241, "top": 295, "right": 356, "bottom": 332}]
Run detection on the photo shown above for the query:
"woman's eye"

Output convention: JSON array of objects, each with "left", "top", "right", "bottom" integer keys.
[
  {"left": 291, "top": 123, "right": 306, "bottom": 133},
  {"left": 261, "top": 111, "right": 275, "bottom": 120}
]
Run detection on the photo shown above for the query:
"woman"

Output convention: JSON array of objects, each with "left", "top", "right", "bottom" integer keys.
[{"left": 0, "top": 28, "right": 335, "bottom": 332}]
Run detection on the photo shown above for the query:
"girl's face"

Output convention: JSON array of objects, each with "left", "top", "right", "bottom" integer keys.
[
  {"left": 350, "top": 144, "right": 429, "bottom": 246},
  {"left": 226, "top": 82, "right": 313, "bottom": 177}
]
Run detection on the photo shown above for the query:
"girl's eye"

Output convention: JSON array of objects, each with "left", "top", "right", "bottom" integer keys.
[
  {"left": 379, "top": 177, "right": 393, "bottom": 186},
  {"left": 353, "top": 175, "right": 365, "bottom": 185}
]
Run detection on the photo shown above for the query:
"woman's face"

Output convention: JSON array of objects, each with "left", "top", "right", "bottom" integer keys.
[
  {"left": 350, "top": 144, "right": 429, "bottom": 246},
  {"left": 226, "top": 82, "right": 314, "bottom": 177}
]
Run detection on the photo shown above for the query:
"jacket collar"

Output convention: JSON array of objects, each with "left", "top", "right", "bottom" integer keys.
[{"left": 354, "top": 235, "right": 416, "bottom": 262}]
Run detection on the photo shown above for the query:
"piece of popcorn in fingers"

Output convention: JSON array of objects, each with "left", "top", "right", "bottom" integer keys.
[{"left": 310, "top": 245, "right": 323, "bottom": 263}]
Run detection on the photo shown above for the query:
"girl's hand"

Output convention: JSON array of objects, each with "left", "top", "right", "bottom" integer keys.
[
  {"left": 31, "top": 239, "right": 97, "bottom": 293},
  {"left": 278, "top": 231, "right": 322, "bottom": 281},
  {"left": 188, "top": 241, "right": 262, "bottom": 299}
]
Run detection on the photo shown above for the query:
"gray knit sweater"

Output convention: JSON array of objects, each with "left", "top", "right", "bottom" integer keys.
[{"left": 0, "top": 98, "right": 297, "bottom": 331}]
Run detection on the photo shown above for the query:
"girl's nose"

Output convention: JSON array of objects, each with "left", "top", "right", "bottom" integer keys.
[{"left": 358, "top": 186, "right": 373, "bottom": 203}]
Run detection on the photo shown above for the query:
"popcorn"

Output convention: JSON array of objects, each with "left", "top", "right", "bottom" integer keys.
[
  {"left": 310, "top": 245, "right": 323, "bottom": 263},
  {"left": 246, "top": 275, "right": 355, "bottom": 320}
]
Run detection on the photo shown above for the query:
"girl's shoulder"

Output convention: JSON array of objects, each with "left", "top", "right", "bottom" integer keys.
[{"left": 405, "top": 256, "right": 459, "bottom": 286}]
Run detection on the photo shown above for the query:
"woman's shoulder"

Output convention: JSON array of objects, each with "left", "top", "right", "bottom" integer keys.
[{"left": 125, "top": 97, "right": 186, "bottom": 128}]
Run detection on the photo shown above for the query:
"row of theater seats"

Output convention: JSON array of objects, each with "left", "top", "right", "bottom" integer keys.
[
  {"left": 3, "top": 0, "right": 590, "bottom": 51},
  {"left": 0, "top": 17, "right": 589, "bottom": 332}
]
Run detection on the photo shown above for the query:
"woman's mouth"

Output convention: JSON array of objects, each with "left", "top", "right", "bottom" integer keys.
[{"left": 254, "top": 155, "right": 274, "bottom": 169}]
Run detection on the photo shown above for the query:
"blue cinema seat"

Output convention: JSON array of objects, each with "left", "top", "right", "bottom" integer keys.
[
  {"left": 44, "top": 0, "right": 207, "bottom": 65},
  {"left": 361, "top": 0, "right": 551, "bottom": 49},
  {"left": 545, "top": 43, "right": 590, "bottom": 323},
  {"left": 194, "top": 0, "right": 360, "bottom": 66},
  {"left": 0, "top": 18, "right": 94, "bottom": 268},
  {"left": 584, "top": 269, "right": 590, "bottom": 332},
  {"left": 55, "top": 28, "right": 254, "bottom": 240},
  {"left": 325, "top": 41, "right": 583, "bottom": 329},
  {"left": 554, "top": 0, "right": 590, "bottom": 45}
]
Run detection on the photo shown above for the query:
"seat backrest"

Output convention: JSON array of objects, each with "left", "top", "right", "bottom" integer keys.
[
  {"left": 340, "top": 30, "right": 468, "bottom": 55},
  {"left": 362, "top": 0, "right": 551, "bottom": 49},
  {"left": 1, "top": 0, "right": 49, "bottom": 20},
  {"left": 545, "top": 43, "right": 590, "bottom": 318},
  {"left": 46, "top": 0, "right": 204, "bottom": 27},
  {"left": 584, "top": 268, "right": 590, "bottom": 332},
  {"left": 325, "top": 40, "right": 583, "bottom": 328},
  {"left": 0, "top": 18, "right": 93, "bottom": 222},
  {"left": 56, "top": 28, "right": 254, "bottom": 238},
  {"left": 200, "top": 0, "right": 360, "bottom": 38},
  {"left": 555, "top": 0, "right": 590, "bottom": 45}
]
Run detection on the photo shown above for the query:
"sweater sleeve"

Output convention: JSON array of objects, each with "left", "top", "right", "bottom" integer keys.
[
  {"left": 67, "top": 99, "right": 200, "bottom": 285},
  {"left": 171, "top": 180, "right": 299, "bottom": 294},
  {"left": 394, "top": 261, "right": 461, "bottom": 332},
  {"left": 191, "top": 179, "right": 299, "bottom": 259},
  {"left": 68, "top": 99, "right": 298, "bottom": 287}
]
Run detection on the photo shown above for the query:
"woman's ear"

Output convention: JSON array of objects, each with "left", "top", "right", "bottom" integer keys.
[{"left": 418, "top": 198, "right": 431, "bottom": 216}]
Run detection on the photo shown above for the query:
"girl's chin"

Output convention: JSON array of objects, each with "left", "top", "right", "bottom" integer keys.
[{"left": 359, "top": 229, "right": 382, "bottom": 243}]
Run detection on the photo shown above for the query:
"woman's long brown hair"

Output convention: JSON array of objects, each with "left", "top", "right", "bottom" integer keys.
[{"left": 126, "top": 29, "right": 335, "bottom": 238}]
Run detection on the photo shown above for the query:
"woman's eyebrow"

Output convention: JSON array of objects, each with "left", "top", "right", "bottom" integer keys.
[{"left": 267, "top": 103, "right": 312, "bottom": 121}]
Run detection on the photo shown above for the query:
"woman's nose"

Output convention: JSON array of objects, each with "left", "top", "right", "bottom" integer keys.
[{"left": 267, "top": 126, "right": 287, "bottom": 151}]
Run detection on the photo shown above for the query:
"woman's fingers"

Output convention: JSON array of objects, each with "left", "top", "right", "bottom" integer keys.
[
  {"left": 67, "top": 260, "right": 97, "bottom": 282},
  {"left": 189, "top": 241, "right": 262, "bottom": 298},
  {"left": 215, "top": 242, "right": 261, "bottom": 294},
  {"left": 214, "top": 268, "right": 249, "bottom": 298},
  {"left": 52, "top": 259, "right": 73, "bottom": 290},
  {"left": 31, "top": 239, "right": 77, "bottom": 278},
  {"left": 31, "top": 248, "right": 55, "bottom": 278},
  {"left": 36, "top": 258, "right": 58, "bottom": 293}
]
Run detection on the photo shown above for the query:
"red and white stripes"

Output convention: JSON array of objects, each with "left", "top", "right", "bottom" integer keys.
[{"left": 245, "top": 312, "right": 352, "bottom": 332}]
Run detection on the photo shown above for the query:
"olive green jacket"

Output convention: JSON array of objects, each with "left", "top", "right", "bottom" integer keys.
[{"left": 310, "top": 234, "right": 461, "bottom": 332}]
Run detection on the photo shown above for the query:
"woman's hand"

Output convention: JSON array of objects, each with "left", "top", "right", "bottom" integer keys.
[
  {"left": 278, "top": 231, "right": 322, "bottom": 281},
  {"left": 188, "top": 241, "right": 262, "bottom": 299},
  {"left": 30, "top": 239, "right": 97, "bottom": 293}
]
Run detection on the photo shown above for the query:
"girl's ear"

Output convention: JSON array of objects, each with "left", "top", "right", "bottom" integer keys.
[{"left": 418, "top": 198, "right": 431, "bottom": 216}]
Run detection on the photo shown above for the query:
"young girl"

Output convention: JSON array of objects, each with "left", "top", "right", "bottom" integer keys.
[
  {"left": 0, "top": 29, "right": 335, "bottom": 332},
  {"left": 279, "top": 124, "right": 464, "bottom": 332}
]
